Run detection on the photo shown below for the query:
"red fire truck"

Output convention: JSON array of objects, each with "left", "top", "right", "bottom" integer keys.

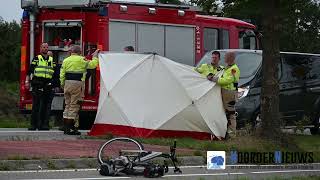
[{"left": 20, "top": 0, "right": 259, "bottom": 128}]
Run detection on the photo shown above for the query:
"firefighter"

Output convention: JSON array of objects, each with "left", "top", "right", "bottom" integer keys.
[
  {"left": 195, "top": 51, "right": 224, "bottom": 78},
  {"left": 60, "top": 45, "right": 100, "bottom": 135},
  {"left": 25, "top": 43, "right": 60, "bottom": 130},
  {"left": 210, "top": 51, "right": 240, "bottom": 138}
]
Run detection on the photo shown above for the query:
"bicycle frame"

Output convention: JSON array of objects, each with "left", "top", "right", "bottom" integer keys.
[{"left": 98, "top": 137, "right": 181, "bottom": 177}]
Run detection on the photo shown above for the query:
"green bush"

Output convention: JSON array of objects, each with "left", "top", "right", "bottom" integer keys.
[{"left": 0, "top": 19, "right": 21, "bottom": 82}]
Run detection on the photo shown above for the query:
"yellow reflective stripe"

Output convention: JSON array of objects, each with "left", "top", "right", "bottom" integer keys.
[
  {"left": 34, "top": 75, "right": 53, "bottom": 78},
  {"left": 35, "top": 74, "right": 53, "bottom": 77},
  {"left": 34, "top": 70, "right": 54, "bottom": 75},
  {"left": 36, "top": 65, "right": 54, "bottom": 70},
  {"left": 35, "top": 68, "right": 54, "bottom": 73}
]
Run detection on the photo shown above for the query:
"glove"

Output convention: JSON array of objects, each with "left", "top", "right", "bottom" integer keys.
[
  {"left": 92, "top": 49, "right": 101, "bottom": 58},
  {"left": 212, "top": 76, "right": 219, "bottom": 82},
  {"left": 207, "top": 73, "right": 214, "bottom": 81}
]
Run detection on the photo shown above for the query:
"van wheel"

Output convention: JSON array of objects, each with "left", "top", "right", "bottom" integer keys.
[{"left": 310, "top": 113, "right": 320, "bottom": 135}]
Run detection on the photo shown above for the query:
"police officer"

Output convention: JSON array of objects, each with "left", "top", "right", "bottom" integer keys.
[
  {"left": 60, "top": 45, "right": 100, "bottom": 135},
  {"left": 211, "top": 51, "right": 240, "bottom": 138},
  {"left": 195, "top": 51, "right": 223, "bottom": 77},
  {"left": 25, "top": 43, "right": 59, "bottom": 130}
]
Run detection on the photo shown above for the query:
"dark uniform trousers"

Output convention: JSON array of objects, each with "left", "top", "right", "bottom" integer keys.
[{"left": 30, "top": 83, "right": 53, "bottom": 129}]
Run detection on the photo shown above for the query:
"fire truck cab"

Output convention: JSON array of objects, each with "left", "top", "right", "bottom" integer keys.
[{"left": 20, "top": 0, "right": 259, "bottom": 129}]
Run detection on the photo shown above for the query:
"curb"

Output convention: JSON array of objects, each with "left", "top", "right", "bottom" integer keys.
[{"left": 0, "top": 156, "right": 206, "bottom": 171}]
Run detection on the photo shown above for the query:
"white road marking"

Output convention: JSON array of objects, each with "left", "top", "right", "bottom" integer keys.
[
  {"left": 17, "top": 170, "right": 320, "bottom": 180},
  {"left": 163, "top": 172, "right": 246, "bottom": 177},
  {"left": 0, "top": 168, "right": 98, "bottom": 173},
  {"left": 23, "top": 178, "right": 130, "bottom": 180},
  {"left": 163, "top": 173, "right": 229, "bottom": 177},
  {"left": 1, "top": 163, "right": 319, "bottom": 174},
  {"left": 251, "top": 170, "right": 320, "bottom": 174},
  {"left": 163, "top": 170, "right": 319, "bottom": 178}
]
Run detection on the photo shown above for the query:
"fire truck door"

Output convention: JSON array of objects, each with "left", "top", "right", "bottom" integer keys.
[
  {"left": 109, "top": 21, "right": 195, "bottom": 66},
  {"left": 109, "top": 21, "right": 136, "bottom": 51}
]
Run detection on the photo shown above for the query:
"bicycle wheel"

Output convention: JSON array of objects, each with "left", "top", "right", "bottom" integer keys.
[{"left": 97, "top": 137, "right": 144, "bottom": 164}]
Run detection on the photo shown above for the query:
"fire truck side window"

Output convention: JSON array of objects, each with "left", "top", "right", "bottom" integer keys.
[
  {"left": 203, "top": 28, "right": 218, "bottom": 52},
  {"left": 221, "top": 29, "right": 230, "bottom": 49},
  {"left": 239, "top": 30, "right": 256, "bottom": 50}
]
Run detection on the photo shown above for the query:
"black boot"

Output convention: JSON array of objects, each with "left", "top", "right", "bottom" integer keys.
[
  {"left": 66, "top": 119, "right": 81, "bottom": 135},
  {"left": 69, "top": 127, "right": 81, "bottom": 135},
  {"left": 63, "top": 119, "right": 71, "bottom": 135}
]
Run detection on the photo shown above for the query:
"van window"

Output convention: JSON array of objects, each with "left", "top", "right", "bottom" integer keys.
[
  {"left": 280, "top": 54, "right": 310, "bottom": 82},
  {"left": 253, "top": 61, "right": 281, "bottom": 87},
  {"left": 309, "top": 56, "right": 320, "bottom": 80},
  {"left": 197, "top": 51, "right": 262, "bottom": 78},
  {"left": 203, "top": 28, "right": 218, "bottom": 52}
]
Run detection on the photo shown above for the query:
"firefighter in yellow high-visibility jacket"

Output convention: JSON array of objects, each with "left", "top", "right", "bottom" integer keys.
[
  {"left": 195, "top": 51, "right": 224, "bottom": 77},
  {"left": 60, "top": 45, "right": 100, "bottom": 135},
  {"left": 210, "top": 51, "right": 240, "bottom": 138}
]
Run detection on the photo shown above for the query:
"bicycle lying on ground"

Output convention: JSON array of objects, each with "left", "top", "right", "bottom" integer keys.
[{"left": 97, "top": 137, "right": 182, "bottom": 178}]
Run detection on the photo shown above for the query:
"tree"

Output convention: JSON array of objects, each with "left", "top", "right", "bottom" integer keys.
[
  {"left": 190, "top": 0, "right": 222, "bottom": 15},
  {"left": 278, "top": 0, "right": 320, "bottom": 53},
  {"left": 260, "top": 0, "right": 281, "bottom": 139},
  {"left": 222, "top": 0, "right": 263, "bottom": 28},
  {"left": 0, "top": 19, "right": 21, "bottom": 82},
  {"left": 222, "top": 0, "right": 320, "bottom": 53},
  {"left": 191, "top": 0, "right": 320, "bottom": 53}
]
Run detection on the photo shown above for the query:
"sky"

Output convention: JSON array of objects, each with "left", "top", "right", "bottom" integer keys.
[{"left": 0, "top": 0, "right": 21, "bottom": 22}]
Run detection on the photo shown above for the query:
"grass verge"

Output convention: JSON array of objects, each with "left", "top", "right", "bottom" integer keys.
[
  {"left": 0, "top": 117, "right": 29, "bottom": 128},
  {"left": 85, "top": 134, "right": 320, "bottom": 162}
]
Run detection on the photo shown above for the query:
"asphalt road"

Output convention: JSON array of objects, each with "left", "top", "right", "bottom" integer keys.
[{"left": 1, "top": 165, "right": 319, "bottom": 180}]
